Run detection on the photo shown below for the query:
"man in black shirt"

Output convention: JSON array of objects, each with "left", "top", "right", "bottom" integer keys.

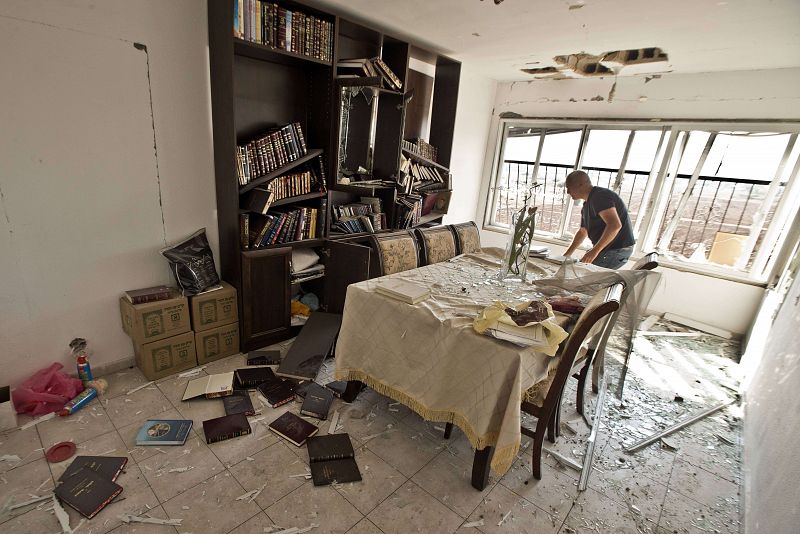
[{"left": 563, "top": 171, "right": 636, "bottom": 269}]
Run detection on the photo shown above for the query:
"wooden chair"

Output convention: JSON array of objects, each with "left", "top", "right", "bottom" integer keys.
[
  {"left": 369, "top": 231, "right": 420, "bottom": 277},
  {"left": 522, "top": 282, "right": 623, "bottom": 479},
  {"left": 415, "top": 225, "right": 458, "bottom": 266},
  {"left": 631, "top": 251, "right": 659, "bottom": 271},
  {"left": 449, "top": 221, "right": 482, "bottom": 255}
]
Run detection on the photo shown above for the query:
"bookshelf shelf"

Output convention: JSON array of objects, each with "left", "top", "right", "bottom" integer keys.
[
  {"left": 417, "top": 212, "right": 445, "bottom": 225},
  {"left": 291, "top": 273, "right": 325, "bottom": 284},
  {"left": 239, "top": 149, "right": 323, "bottom": 194},
  {"left": 234, "top": 39, "right": 332, "bottom": 68},
  {"left": 401, "top": 148, "right": 449, "bottom": 173},
  {"left": 270, "top": 191, "right": 327, "bottom": 208},
  {"left": 258, "top": 238, "right": 326, "bottom": 251},
  {"left": 331, "top": 182, "right": 396, "bottom": 196}
]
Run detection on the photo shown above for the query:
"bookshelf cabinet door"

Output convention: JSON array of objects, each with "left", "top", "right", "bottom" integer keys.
[
  {"left": 241, "top": 248, "right": 292, "bottom": 351},
  {"left": 324, "top": 240, "right": 371, "bottom": 313}
]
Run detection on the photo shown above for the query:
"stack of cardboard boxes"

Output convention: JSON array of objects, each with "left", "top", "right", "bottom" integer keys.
[{"left": 120, "top": 283, "right": 240, "bottom": 380}]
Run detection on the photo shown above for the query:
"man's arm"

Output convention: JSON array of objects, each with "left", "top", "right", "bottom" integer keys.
[
  {"left": 581, "top": 207, "right": 622, "bottom": 264},
  {"left": 564, "top": 227, "right": 588, "bottom": 257}
]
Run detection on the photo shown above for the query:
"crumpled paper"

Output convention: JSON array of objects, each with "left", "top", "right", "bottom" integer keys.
[{"left": 473, "top": 300, "right": 568, "bottom": 356}]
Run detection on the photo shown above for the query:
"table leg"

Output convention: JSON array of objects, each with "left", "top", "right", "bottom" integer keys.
[
  {"left": 471, "top": 446, "right": 494, "bottom": 490},
  {"left": 342, "top": 380, "right": 363, "bottom": 403}
]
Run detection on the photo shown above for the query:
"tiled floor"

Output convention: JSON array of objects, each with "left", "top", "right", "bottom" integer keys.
[{"left": 0, "top": 324, "right": 742, "bottom": 533}]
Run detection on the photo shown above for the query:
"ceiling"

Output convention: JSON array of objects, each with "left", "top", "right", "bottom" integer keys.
[{"left": 306, "top": 0, "right": 800, "bottom": 81}]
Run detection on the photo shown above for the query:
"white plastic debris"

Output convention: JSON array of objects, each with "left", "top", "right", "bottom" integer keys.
[
  {"left": 0, "top": 455, "right": 21, "bottom": 463},
  {"left": 126, "top": 381, "right": 155, "bottom": 395},
  {"left": 119, "top": 514, "right": 183, "bottom": 526},
  {"left": 19, "top": 412, "right": 56, "bottom": 430},
  {"left": 178, "top": 366, "right": 207, "bottom": 378},
  {"left": 168, "top": 466, "right": 194, "bottom": 473},
  {"left": 53, "top": 495, "right": 74, "bottom": 534},
  {"left": 463, "top": 519, "right": 485, "bottom": 528}
]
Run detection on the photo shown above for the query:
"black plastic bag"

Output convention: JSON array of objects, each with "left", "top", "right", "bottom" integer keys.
[{"left": 160, "top": 228, "right": 221, "bottom": 296}]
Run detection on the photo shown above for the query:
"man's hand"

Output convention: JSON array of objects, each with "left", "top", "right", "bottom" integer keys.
[{"left": 581, "top": 249, "right": 599, "bottom": 264}]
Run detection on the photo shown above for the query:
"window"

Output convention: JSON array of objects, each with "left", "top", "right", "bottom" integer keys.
[{"left": 485, "top": 120, "right": 800, "bottom": 281}]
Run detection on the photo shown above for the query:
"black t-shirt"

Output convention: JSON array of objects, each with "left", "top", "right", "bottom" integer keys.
[{"left": 580, "top": 187, "right": 635, "bottom": 250}]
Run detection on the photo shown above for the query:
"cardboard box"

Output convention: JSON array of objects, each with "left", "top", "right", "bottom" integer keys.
[
  {"left": 189, "top": 282, "right": 238, "bottom": 332},
  {"left": 195, "top": 322, "right": 240, "bottom": 364},
  {"left": 120, "top": 294, "right": 190, "bottom": 344},
  {"left": 134, "top": 331, "right": 197, "bottom": 381}
]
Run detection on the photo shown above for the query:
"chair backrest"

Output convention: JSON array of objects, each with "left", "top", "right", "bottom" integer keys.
[
  {"left": 449, "top": 221, "right": 482, "bottom": 255},
  {"left": 415, "top": 225, "right": 458, "bottom": 265},
  {"left": 369, "top": 231, "right": 420, "bottom": 276},
  {"left": 536, "top": 283, "right": 624, "bottom": 410},
  {"left": 631, "top": 252, "right": 659, "bottom": 271}
]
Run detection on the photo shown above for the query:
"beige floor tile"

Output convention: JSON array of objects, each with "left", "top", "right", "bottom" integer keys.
[
  {"left": 105, "top": 385, "right": 171, "bottom": 430},
  {"left": 202, "top": 352, "right": 248, "bottom": 374},
  {"left": 156, "top": 371, "right": 207, "bottom": 405},
  {"left": 0, "top": 458, "right": 55, "bottom": 524},
  {"left": 658, "top": 488, "right": 739, "bottom": 534},
  {"left": 367, "top": 480, "right": 463, "bottom": 534},
  {"left": 162, "top": 471, "right": 260, "bottom": 533},
  {"left": 116, "top": 408, "right": 197, "bottom": 464},
  {"left": 499, "top": 454, "right": 579, "bottom": 522},
  {"left": 266, "top": 480, "right": 363, "bottom": 534},
  {"left": 229, "top": 441, "right": 310, "bottom": 509},
  {"left": 411, "top": 450, "right": 493, "bottom": 518},
  {"left": 668, "top": 458, "right": 739, "bottom": 511},
  {"left": 101, "top": 367, "right": 152, "bottom": 399},
  {"left": 335, "top": 447, "right": 406, "bottom": 515},
  {"left": 36, "top": 401, "right": 115, "bottom": 449},
  {"left": 227, "top": 511, "right": 281, "bottom": 533},
  {"left": 61, "top": 463, "right": 160, "bottom": 534},
  {"left": 563, "top": 487, "right": 654, "bottom": 533},
  {"left": 48, "top": 429, "right": 130, "bottom": 481},
  {"left": 0, "top": 506, "right": 61, "bottom": 534},
  {"left": 0, "top": 425, "right": 44, "bottom": 473},
  {"left": 108, "top": 504, "right": 179, "bottom": 534},
  {"left": 587, "top": 455, "right": 668, "bottom": 521},
  {"left": 346, "top": 518, "right": 384, "bottom": 534},
  {"left": 465, "top": 483, "right": 562, "bottom": 534},
  {"left": 174, "top": 396, "right": 227, "bottom": 432},
  {"left": 602, "top": 438, "right": 677, "bottom": 484},
  {"left": 365, "top": 419, "right": 440, "bottom": 478},
  {"left": 137, "top": 433, "right": 224, "bottom": 502}
]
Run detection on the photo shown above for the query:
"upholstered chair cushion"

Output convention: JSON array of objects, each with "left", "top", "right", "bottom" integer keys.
[
  {"left": 376, "top": 235, "right": 419, "bottom": 275},
  {"left": 451, "top": 222, "right": 481, "bottom": 254},
  {"left": 418, "top": 227, "right": 457, "bottom": 265}
]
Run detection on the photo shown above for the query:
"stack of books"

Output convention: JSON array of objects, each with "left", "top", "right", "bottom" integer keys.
[
  {"left": 399, "top": 155, "right": 448, "bottom": 195},
  {"left": 335, "top": 57, "right": 402, "bottom": 91},
  {"left": 394, "top": 194, "right": 423, "bottom": 229},
  {"left": 55, "top": 456, "right": 128, "bottom": 519}
]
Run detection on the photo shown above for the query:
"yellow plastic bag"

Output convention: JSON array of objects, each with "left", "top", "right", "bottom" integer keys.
[{"left": 473, "top": 300, "right": 568, "bottom": 356}]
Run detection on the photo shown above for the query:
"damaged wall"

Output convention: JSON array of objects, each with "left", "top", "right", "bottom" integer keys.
[
  {"left": 476, "top": 68, "right": 800, "bottom": 335},
  {"left": 744, "top": 269, "right": 800, "bottom": 532},
  {"left": 0, "top": 0, "right": 217, "bottom": 386}
]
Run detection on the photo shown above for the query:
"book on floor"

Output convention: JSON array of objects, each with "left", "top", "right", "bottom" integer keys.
[
  {"left": 374, "top": 279, "right": 430, "bottom": 304},
  {"left": 223, "top": 391, "right": 256, "bottom": 416},
  {"left": 299, "top": 383, "right": 334, "bottom": 420},
  {"left": 268, "top": 411, "right": 318, "bottom": 447},
  {"left": 247, "top": 350, "right": 282, "bottom": 366},
  {"left": 58, "top": 456, "right": 128, "bottom": 483},
  {"left": 135, "top": 419, "right": 193, "bottom": 446},
  {"left": 202, "top": 413, "right": 252, "bottom": 444},
  {"left": 234, "top": 366, "right": 276, "bottom": 389},
  {"left": 54, "top": 467, "right": 123, "bottom": 519},
  {"left": 182, "top": 372, "right": 235, "bottom": 400},
  {"left": 256, "top": 377, "right": 296, "bottom": 408},
  {"left": 323, "top": 380, "right": 348, "bottom": 398},
  {"left": 306, "top": 433, "right": 362, "bottom": 486}
]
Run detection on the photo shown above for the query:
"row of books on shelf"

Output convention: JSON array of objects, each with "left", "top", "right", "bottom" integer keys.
[
  {"left": 331, "top": 213, "right": 386, "bottom": 234},
  {"left": 398, "top": 155, "right": 449, "bottom": 195},
  {"left": 402, "top": 138, "right": 438, "bottom": 163},
  {"left": 234, "top": 0, "right": 333, "bottom": 62},
  {"left": 244, "top": 169, "right": 323, "bottom": 214},
  {"left": 336, "top": 57, "right": 402, "bottom": 91},
  {"left": 241, "top": 205, "right": 322, "bottom": 249},
  {"left": 395, "top": 194, "right": 423, "bottom": 229},
  {"left": 236, "top": 122, "right": 308, "bottom": 185}
]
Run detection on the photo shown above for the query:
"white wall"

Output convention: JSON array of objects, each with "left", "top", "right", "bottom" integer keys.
[
  {"left": 444, "top": 65, "right": 497, "bottom": 225},
  {"left": 0, "top": 1, "right": 217, "bottom": 386},
  {"left": 744, "top": 270, "right": 800, "bottom": 532},
  {"left": 474, "top": 68, "right": 800, "bottom": 335}
]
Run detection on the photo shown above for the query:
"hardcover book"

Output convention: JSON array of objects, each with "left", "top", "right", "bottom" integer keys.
[
  {"left": 223, "top": 391, "right": 256, "bottom": 416},
  {"left": 58, "top": 456, "right": 128, "bottom": 483},
  {"left": 136, "top": 419, "right": 193, "bottom": 446},
  {"left": 234, "top": 366, "right": 277, "bottom": 389},
  {"left": 123, "top": 285, "right": 173, "bottom": 305},
  {"left": 306, "top": 433, "right": 362, "bottom": 486},
  {"left": 256, "top": 377, "right": 296, "bottom": 408},
  {"left": 323, "top": 380, "right": 348, "bottom": 398},
  {"left": 182, "top": 372, "right": 235, "bottom": 401},
  {"left": 202, "top": 413, "right": 252, "bottom": 444},
  {"left": 54, "top": 467, "right": 123, "bottom": 519},
  {"left": 299, "top": 383, "right": 334, "bottom": 420},
  {"left": 247, "top": 350, "right": 282, "bottom": 366},
  {"left": 268, "top": 411, "right": 318, "bottom": 447}
]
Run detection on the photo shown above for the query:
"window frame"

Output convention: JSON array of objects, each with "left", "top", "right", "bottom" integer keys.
[{"left": 483, "top": 118, "right": 800, "bottom": 284}]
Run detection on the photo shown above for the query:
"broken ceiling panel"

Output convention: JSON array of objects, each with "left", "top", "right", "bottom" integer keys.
[{"left": 522, "top": 47, "right": 670, "bottom": 78}]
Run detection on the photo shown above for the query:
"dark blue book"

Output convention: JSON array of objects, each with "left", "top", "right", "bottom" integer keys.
[{"left": 135, "top": 419, "right": 193, "bottom": 446}]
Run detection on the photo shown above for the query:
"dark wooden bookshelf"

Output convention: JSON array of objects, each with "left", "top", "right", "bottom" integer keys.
[
  {"left": 270, "top": 190, "right": 327, "bottom": 208},
  {"left": 234, "top": 39, "right": 333, "bottom": 67},
  {"left": 239, "top": 148, "right": 323, "bottom": 194},
  {"left": 401, "top": 148, "right": 450, "bottom": 172}
]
